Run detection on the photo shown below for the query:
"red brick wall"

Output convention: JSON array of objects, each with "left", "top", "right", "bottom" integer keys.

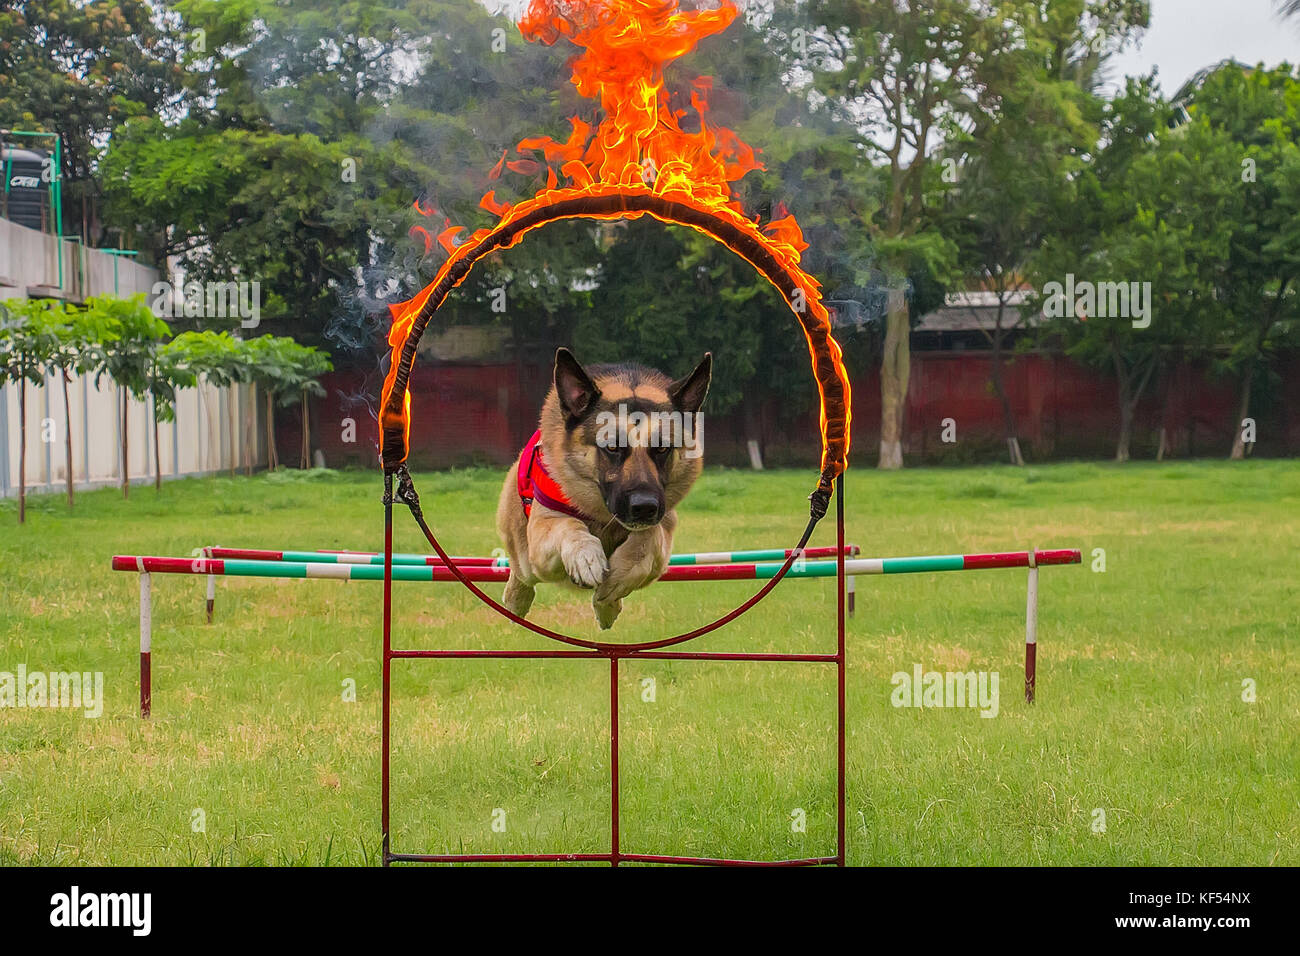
[{"left": 278, "top": 351, "right": 1297, "bottom": 470}]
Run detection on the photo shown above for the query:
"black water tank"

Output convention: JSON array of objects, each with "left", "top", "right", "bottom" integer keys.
[{"left": 2, "top": 146, "right": 51, "bottom": 231}]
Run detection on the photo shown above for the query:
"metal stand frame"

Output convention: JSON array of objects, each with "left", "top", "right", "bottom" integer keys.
[{"left": 381, "top": 476, "right": 848, "bottom": 867}]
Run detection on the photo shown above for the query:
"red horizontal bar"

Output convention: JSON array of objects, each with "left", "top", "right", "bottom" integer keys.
[
  {"left": 663, "top": 564, "right": 758, "bottom": 581},
  {"left": 386, "top": 852, "right": 837, "bottom": 866},
  {"left": 623, "top": 651, "right": 838, "bottom": 662},
  {"left": 387, "top": 852, "right": 613, "bottom": 863},
  {"left": 207, "top": 548, "right": 283, "bottom": 561},
  {"left": 112, "top": 555, "right": 224, "bottom": 574},
  {"left": 390, "top": 649, "right": 839, "bottom": 663},
  {"left": 963, "top": 548, "right": 1080, "bottom": 570},
  {"left": 620, "top": 854, "right": 838, "bottom": 867},
  {"left": 390, "top": 649, "right": 604, "bottom": 659}
]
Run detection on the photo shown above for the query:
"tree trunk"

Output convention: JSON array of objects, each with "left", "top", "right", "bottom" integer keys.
[
  {"left": 1229, "top": 365, "right": 1254, "bottom": 460},
  {"left": 989, "top": 340, "right": 1023, "bottom": 466},
  {"left": 245, "top": 385, "right": 254, "bottom": 477},
  {"left": 121, "top": 389, "right": 130, "bottom": 499},
  {"left": 878, "top": 286, "right": 909, "bottom": 470},
  {"left": 62, "top": 371, "right": 74, "bottom": 508},
  {"left": 18, "top": 373, "right": 26, "bottom": 524},
  {"left": 301, "top": 391, "right": 309, "bottom": 469},
  {"left": 1155, "top": 359, "right": 1178, "bottom": 462},
  {"left": 1112, "top": 351, "right": 1155, "bottom": 464},
  {"left": 265, "top": 391, "right": 278, "bottom": 471},
  {"left": 743, "top": 400, "right": 764, "bottom": 470},
  {"left": 229, "top": 386, "right": 237, "bottom": 479},
  {"left": 1115, "top": 399, "right": 1134, "bottom": 463},
  {"left": 153, "top": 394, "right": 162, "bottom": 492}
]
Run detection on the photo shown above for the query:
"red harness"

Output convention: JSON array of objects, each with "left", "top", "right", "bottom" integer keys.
[{"left": 517, "top": 430, "right": 588, "bottom": 521}]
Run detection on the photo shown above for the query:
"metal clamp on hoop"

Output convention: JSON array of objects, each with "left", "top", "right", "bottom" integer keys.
[{"left": 383, "top": 463, "right": 422, "bottom": 519}]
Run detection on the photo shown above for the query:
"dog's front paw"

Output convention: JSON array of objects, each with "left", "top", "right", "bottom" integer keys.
[
  {"left": 593, "top": 597, "right": 622, "bottom": 630},
  {"left": 593, "top": 572, "right": 636, "bottom": 606},
  {"left": 562, "top": 536, "right": 608, "bottom": 589}
]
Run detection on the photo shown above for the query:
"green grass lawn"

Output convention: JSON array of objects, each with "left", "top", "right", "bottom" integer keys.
[{"left": 1, "top": 460, "right": 1296, "bottom": 865}]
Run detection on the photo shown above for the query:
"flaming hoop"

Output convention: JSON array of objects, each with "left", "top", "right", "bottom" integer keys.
[
  {"left": 379, "top": 0, "right": 851, "bottom": 502},
  {"left": 375, "top": 0, "right": 855, "bottom": 867}
]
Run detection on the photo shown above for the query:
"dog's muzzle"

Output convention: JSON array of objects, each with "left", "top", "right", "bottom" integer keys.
[{"left": 614, "top": 490, "right": 664, "bottom": 530}]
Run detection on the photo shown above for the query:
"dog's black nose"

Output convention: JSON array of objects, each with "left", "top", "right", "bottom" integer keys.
[{"left": 627, "top": 491, "right": 663, "bottom": 525}]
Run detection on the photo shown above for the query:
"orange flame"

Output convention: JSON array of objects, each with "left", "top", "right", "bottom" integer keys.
[{"left": 382, "top": 0, "right": 850, "bottom": 484}]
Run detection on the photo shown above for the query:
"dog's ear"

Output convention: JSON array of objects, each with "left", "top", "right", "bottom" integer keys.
[
  {"left": 669, "top": 352, "right": 712, "bottom": 414},
  {"left": 554, "top": 348, "right": 600, "bottom": 421}
]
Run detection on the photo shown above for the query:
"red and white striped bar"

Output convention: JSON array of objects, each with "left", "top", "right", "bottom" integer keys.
[
  {"left": 114, "top": 546, "right": 1078, "bottom": 717},
  {"left": 114, "top": 548, "right": 1078, "bottom": 583},
  {"left": 205, "top": 544, "right": 859, "bottom": 567}
]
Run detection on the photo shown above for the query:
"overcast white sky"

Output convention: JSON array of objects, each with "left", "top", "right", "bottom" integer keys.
[{"left": 1110, "top": 0, "right": 1299, "bottom": 95}]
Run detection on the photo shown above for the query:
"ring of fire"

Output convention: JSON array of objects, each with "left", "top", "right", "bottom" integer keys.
[
  {"left": 379, "top": 0, "right": 852, "bottom": 500},
  {"left": 379, "top": 187, "right": 852, "bottom": 497}
]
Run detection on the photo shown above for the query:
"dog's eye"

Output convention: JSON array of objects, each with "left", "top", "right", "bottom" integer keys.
[{"left": 651, "top": 445, "right": 672, "bottom": 461}]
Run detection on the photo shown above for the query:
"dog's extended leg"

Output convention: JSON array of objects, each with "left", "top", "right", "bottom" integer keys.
[
  {"left": 593, "top": 515, "right": 674, "bottom": 629},
  {"left": 502, "top": 571, "right": 536, "bottom": 618},
  {"left": 593, "top": 596, "right": 622, "bottom": 630},
  {"left": 528, "top": 509, "right": 608, "bottom": 589}
]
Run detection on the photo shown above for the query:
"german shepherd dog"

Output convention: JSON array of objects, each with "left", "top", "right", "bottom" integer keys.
[{"left": 497, "top": 348, "right": 711, "bottom": 629}]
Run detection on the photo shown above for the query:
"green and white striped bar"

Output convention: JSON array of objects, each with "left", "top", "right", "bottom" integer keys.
[
  {"left": 115, "top": 546, "right": 1079, "bottom": 716},
  {"left": 205, "top": 545, "right": 859, "bottom": 568},
  {"left": 114, "top": 548, "right": 1079, "bottom": 583}
]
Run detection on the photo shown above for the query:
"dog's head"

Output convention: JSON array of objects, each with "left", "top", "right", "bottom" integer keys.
[{"left": 543, "top": 348, "right": 711, "bottom": 531}]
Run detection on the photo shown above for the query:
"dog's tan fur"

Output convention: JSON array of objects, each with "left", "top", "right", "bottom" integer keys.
[{"left": 497, "top": 349, "right": 710, "bottom": 629}]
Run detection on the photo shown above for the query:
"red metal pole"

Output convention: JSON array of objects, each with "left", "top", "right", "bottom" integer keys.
[
  {"left": 1025, "top": 549, "right": 1038, "bottom": 704},
  {"left": 836, "top": 474, "right": 846, "bottom": 867},
  {"left": 382, "top": 492, "right": 393, "bottom": 866},
  {"left": 610, "top": 655, "right": 620, "bottom": 868},
  {"left": 1025, "top": 643, "right": 1037, "bottom": 704},
  {"left": 204, "top": 547, "right": 215, "bottom": 624},
  {"left": 140, "top": 571, "right": 152, "bottom": 719}
]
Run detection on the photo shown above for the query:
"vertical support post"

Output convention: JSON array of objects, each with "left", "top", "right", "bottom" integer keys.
[
  {"left": 204, "top": 546, "right": 216, "bottom": 624},
  {"left": 382, "top": 477, "right": 393, "bottom": 866},
  {"left": 846, "top": 573, "right": 856, "bottom": 618},
  {"left": 610, "top": 655, "right": 620, "bottom": 868},
  {"left": 1025, "top": 548, "right": 1038, "bottom": 704},
  {"left": 139, "top": 571, "right": 152, "bottom": 718},
  {"left": 835, "top": 474, "right": 846, "bottom": 867}
]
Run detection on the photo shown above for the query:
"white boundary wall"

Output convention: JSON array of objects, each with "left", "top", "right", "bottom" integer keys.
[
  {"left": 1, "top": 217, "right": 267, "bottom": 496},
  {"left": 0, "top": 372, "right": 267, "bottom": 497}
]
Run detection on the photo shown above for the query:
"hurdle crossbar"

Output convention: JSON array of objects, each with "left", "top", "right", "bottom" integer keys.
[
  {"left": 113, "top": 549, "right": 1076, "bottom": 583},
  {"left": 204, "top": 544, "right": 860, "bottom": 567},
  {"left": 112, "top": 547, "right": 1078, "bottom": 717}
]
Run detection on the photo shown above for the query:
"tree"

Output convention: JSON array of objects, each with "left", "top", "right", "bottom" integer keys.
[
  {"left": 45, "top": 302, "right": 114, "bottom": 507},
  {"left": 0, "top": 0, "right": 186, "bottom": 242},
  {"left": 241, "top": 336, "right": 332, "bottom": 470},
  {"left": 101, "top": 0, "right": 474, "bottom": 345},
  {"left": 1031, "top": 75, "right": 1242, "bottom": 462},
  {"left": 1181, "top": 63, "right": 1300, "bottom": 458},
  {"left": 280, "top": 344, "right": 334, "bottom": 469},
  {"left": 85, "top": 294, "right": 173, "bottom": 497},
  {"left": 942, "top": 2, "right": 1142, "bottom": 465},
  {"left": 170, "top": 330, "right": 255, "bottom": 474},
  {"left": 801, "top": 0, "right": 1148, "bottom": 468},
  {"left": 0, "top": 299, "right": 60, "bottom": 523},
  {"left": 145, "top": 339, "right": 198, "bottom": 491}
]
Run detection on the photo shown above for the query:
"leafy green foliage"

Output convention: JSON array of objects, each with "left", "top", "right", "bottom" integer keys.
[
  {"left": 241, "top": 335, "right": 333, "bottom": 406},
  {"left": 0, "top": 298, "right": 62, "bottom": 387},
  {"left": 1030, "top": 63, "right": 1300, "bottom": 457},
  {"left": 0, "top": 1, "right": 186, "bottom": 240}
]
